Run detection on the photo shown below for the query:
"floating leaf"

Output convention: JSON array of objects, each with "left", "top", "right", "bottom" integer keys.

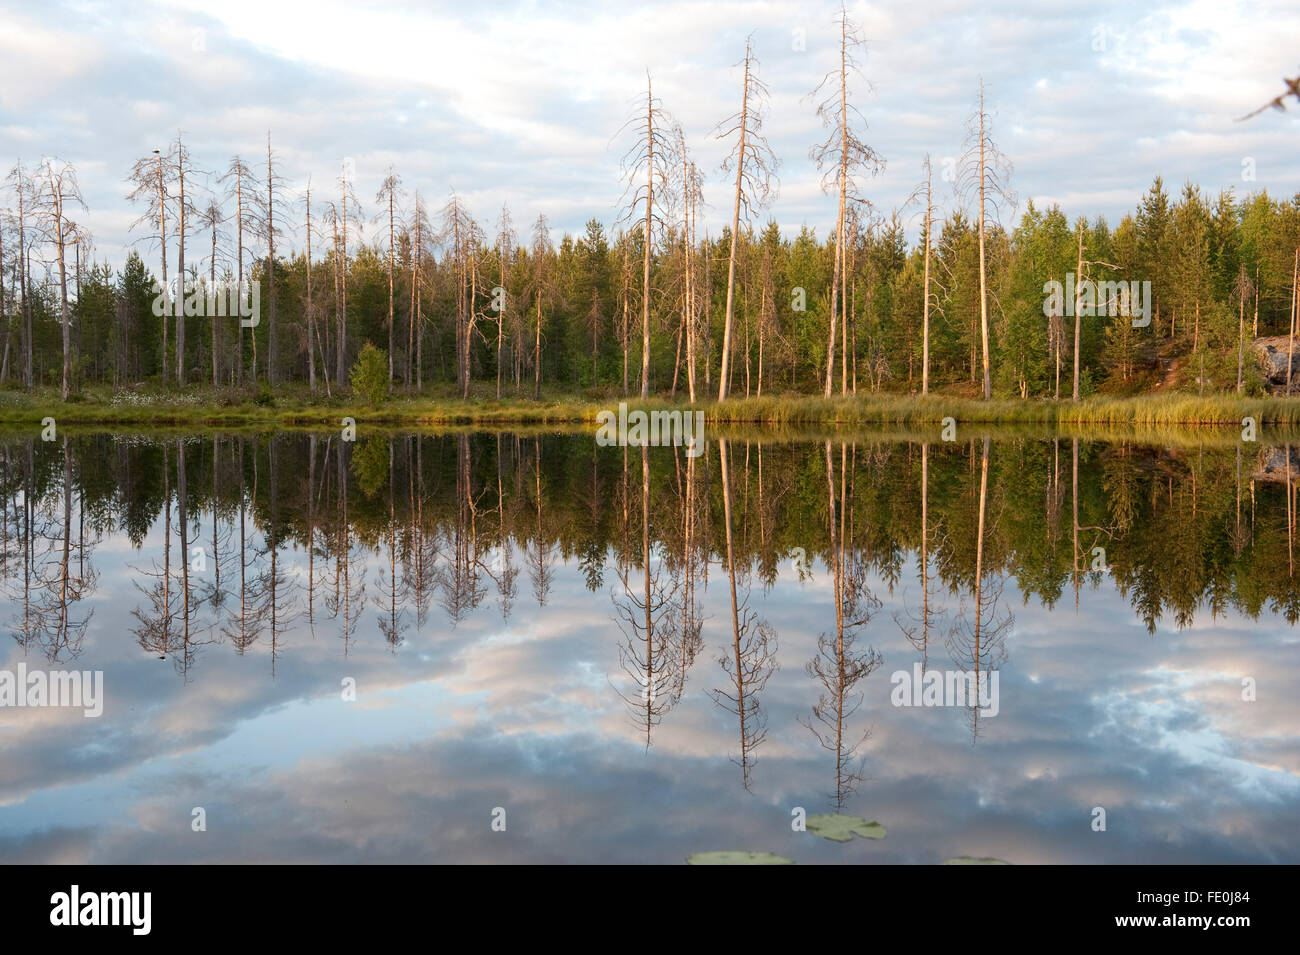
[
  {"left": 941, "top": 856, "right": 1011, "bottom": 865},
  {"left": 805, "top": 814, "right": 886, "bottom": 842},
  {"left": 687, "top": 851, "right": 796, "bottom": 865}
]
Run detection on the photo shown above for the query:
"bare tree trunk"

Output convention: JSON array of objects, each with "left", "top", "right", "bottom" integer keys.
[
  {"left": 825, "top": 35, "right": 849, "bottom": 396},
  {"left": 1289, "top": 249, "right": 1298, "bottom": 397},
  {"left": 210, "top": 217, "right": 218, "bottom": 386},
  {"left": 265, "top": 133, "right": 278, "bottom": 387},
  {"left": 641, "top": 80, "right": 654, "bottom": 399},
  {"left": 388, "top": 181, "right": 395, "bottom": 388},
  {"left": 977, "top": 89, "right": 991, "bottom": 400},
  {"left": 1073, "top": 220, "right": 1083, "bottom": 402},
  {"left": 922, "top": 158, "right": 932, "bottom": 396},
  {"left": 306, "top": 185, "right": 316, "bottom": 392},
  {"left": 234, "top": 167, "right": 243, "bottom": 385},
  {"left": 176, "top": 143, "right": 186, "bottom": 387},
  {"left": 685, "top": 158, "right": 697, "bottom": 403},
  {"left": 158, "top": 154, "right": 169, "bottom": 386},
  {"left": 336, "top": 177, "right": 349, "bottom": 385},
  {"left": 718, "top": 47, "right": 753, "bottom": 403}
]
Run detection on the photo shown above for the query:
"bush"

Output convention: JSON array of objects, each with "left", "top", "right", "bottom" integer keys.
[{"left": 350, "top": 343, "right": 389, "bottom": 406}]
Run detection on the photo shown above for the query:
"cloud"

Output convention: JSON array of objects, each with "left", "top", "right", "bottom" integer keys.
[{"left": 1, "top": 0, "right": 1297, "bottom": 269}]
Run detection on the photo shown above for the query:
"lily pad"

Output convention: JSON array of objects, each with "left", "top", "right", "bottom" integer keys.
[
  {"left": 805, "top": 814, "right": 886, "bottom": 842},
  {"left": 941, "top": 856, "right": 1011, "bottom": 865},
  {"left": 687, "top": 851, "right": 796, "bottom": 865}
]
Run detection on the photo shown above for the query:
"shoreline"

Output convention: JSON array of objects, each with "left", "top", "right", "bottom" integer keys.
[{"left": 4, "top": 389, "right": 1300, "bottom": 432}]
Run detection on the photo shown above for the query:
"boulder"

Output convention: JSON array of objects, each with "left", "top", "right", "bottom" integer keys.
[
  {"left": 1255, "top": 445, "right": 1300, "bottom": 483},
  {"left": 1252, "top": 335, "right": 1300, "bottom": 386}
]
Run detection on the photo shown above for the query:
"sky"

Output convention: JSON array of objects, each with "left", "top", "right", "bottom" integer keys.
[{"left": 1, "top": 0, "right": 1298, "bottom": 272}]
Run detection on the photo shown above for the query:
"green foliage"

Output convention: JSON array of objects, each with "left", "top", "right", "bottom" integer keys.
[
  {"left": 350, "top": 343, "right": 389, "bottom": 406},
  {"left": 350, "top": 436, "right": 390, "bottom": 497},
  {"left": 804, "top": 814, "right": 886, "bottom": 842},
  {"left": 686, "top": 851, "right": 795, "bottom": 865}
]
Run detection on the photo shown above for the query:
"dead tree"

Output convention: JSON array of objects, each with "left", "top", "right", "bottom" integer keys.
[
  {"left": 440, "top": 193, "right": 482, "bottom": 397},
  {"left": 711, "top": 438, "right": 778, "bottom": 789},
  {"left": 5, "top": 162, "right": 34, "bottom": 386},
  {"left": 616, "top": 70, "right": 678, "bottom": 398},
  {"left": 526, "top": 215, "right": 562, "bottom": 399},
  {"left": 32, "top": 158, "right": 86, "bottom": 400},
  {"left": 904, "top": 156, "right": 941, "bottom": 395},
  {"left": 895, "top": 442, "right": 947, "bottom": 670},
  {"left": 375, "top": 167, "right": 404, "bottom": 388},
  {"left": 956, "top": 80, "right": 1015, "bottom": 400},
  {"left": 715, "top": 34, "right": 778, "bottom": 401},
  {"left": 945, "top": 437, "right": 1012, "bottom": 740},
  {"left": 677, "top": 135, "right": 704, "bottom": 403},
  {"left": 218, "top": 155, "right": 259, "bottom": 385},
  {"left": 168, "top": 133, "right": 199, "bottom": 386},
  {"left": 802, "top": 441, "right": 883, "bottom": 809},
  {"left": 127, "top": 149, "right": 171, "bottom": 382},
  {"left": 409, "top": 191, "right": 431, "bottom": 389},
  {"left": 612, "top": 444, "right": 682, "bottom": 748},
  {"left": 810, "top": 3, "right": 884, "bottom": 397},
  {"left": 262, "top": 133, "right": 292, "bottom": 385},
  {"left": 493, "top": 204, "right": 515, "bottom": 398},
  {"left": 328, "top": 165, "right": 361, "bottom": 385},
  {"left": 300, "top": 178, "right": 330, "bottom": 395},
  {"left": 199, "top": 197, "right": 224, "bottom": 386}
]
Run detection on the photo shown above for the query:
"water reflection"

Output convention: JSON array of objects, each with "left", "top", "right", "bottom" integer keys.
[{"left": 0, "top": 430, "right": 1297, "bottom": 863}]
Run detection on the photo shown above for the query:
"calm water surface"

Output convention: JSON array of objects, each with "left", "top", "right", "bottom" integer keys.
[{"left": 0, "top": 430, "right": 1296, "bottom": 863}]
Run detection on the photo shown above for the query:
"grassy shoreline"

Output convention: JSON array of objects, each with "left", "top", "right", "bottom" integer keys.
[{"left": 4, "top": 387, "right": 1300, "bottom": 432}]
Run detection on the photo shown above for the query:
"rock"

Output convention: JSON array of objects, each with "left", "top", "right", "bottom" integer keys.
[
  {"left": 1254, "top": 445, "right": 1300, "bottom": 483},
  {"left": 1252, "top": 336, "right": 1300, "bottom": 386}
]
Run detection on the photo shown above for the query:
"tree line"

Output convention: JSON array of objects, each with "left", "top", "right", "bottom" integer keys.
[{"left": 3, "top": 11, "right": 1297, "bottom": 402}]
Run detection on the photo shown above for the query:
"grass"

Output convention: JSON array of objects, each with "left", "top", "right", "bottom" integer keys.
[{"left": 5, "top": 383, "right": 1300, "bottom": 437}]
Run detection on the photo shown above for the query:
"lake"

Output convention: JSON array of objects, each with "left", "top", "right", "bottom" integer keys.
[{"left": 0, "top": 428, "right": 1296, "bottom": 863}]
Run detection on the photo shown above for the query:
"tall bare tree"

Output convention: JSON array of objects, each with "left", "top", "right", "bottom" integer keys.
[
  {"left": 956, "top": 80, "right": 1015, "bottom": 400},
  {"left": 906, "top": 155, "right": 940, "bottom": 395},
  {"left": 617, "top": 71, "right": 678, "bottom": 398},
  {"left": 711, "top": 438, "right": 778, "bottom": 788},
  {"left": 440, "top": 193, "right": 481, "bottom": 397},
  {"left": 5, "top": 162, "right": 34, "bottom": 387},
  {"left": 527, "top": 214, "right": 561, "bottom": 399},
  {"left": 493, "top": 204, "right": 514, "bottom": 399},
  {"left": 802, "top": 441, "right": 883, "bottom": 809},
  {"left": 126, "top": 149, "right": 170, "bottom": 382},
  {"left": 301, "top": 178, "right": 330, "bottom": 395},
  {"left": 376, "top": 167, "right": 404, "bottom": 388},
  {"left": 199, "top": 197, "right": 224, "bottom": 386},
  {"left": 263, "top": 133, "right": 290, "bottom": 385},
  {"left": 715, "top": 34, "right": 778, "bottom": 401},
  {"left": 675, "top": 126, "right": 704, "bottom": 403},
  {"left": 329, "top": 163, "right": 361, "bottom": 385},
  {"left": 811, "top": 3, "right": 884, "bottom": 397},
  {"left": 218, "top": 156, "right": 259, "bottom": 385},
  {"left": 409, "top": 191, "right": 431, "bottom": 389},
  {"left": 168, "top": 132, "right": 199, "bottom": 386},
  {"left": 32, "top": 158, "right": 86, "bottom": 400}
]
